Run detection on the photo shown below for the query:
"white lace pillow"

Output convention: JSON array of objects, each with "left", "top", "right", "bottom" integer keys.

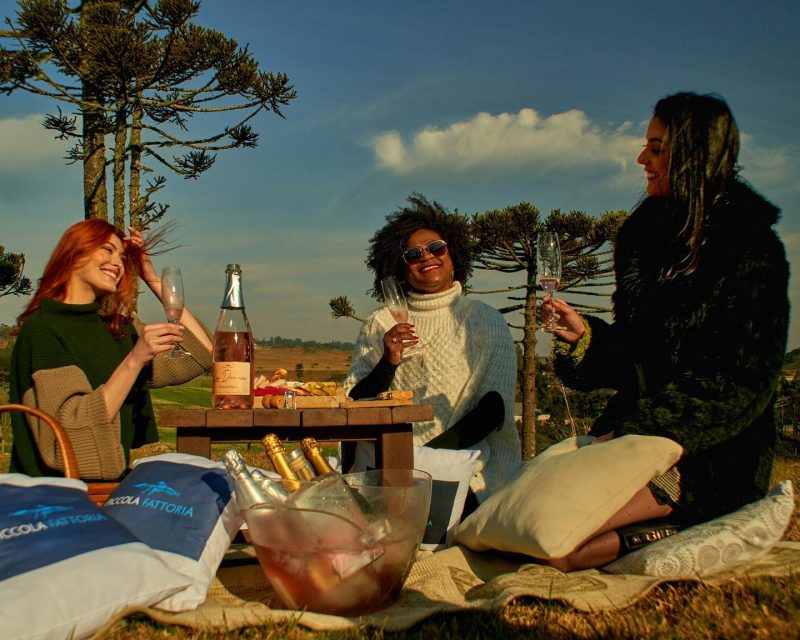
[
  {"left": 353, "top": 442, "right": 481, "bottom": 551},
  {"left": 102, "top": 453, "right": 242, "bottom": 612},
  {"left": 605, "top": 480, "right": 794, "bottom": 577},
  {"left": 451, "top": 434, "right": 683, "bottom": 559},
  {"left": 0, "top": 474, "right": 191, "bottom": 640}
]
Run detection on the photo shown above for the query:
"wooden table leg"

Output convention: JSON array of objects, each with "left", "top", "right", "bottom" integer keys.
[
  {"left": 176, "top": 430, "right": 212, "bottom": 458},
  {"left": 375, "top": 425, "right": 413, "bottom": 470}
]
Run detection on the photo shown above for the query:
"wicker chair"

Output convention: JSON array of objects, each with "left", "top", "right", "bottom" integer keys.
[{"left": 0, "top": 403, "right": 118, "bottom": 506}]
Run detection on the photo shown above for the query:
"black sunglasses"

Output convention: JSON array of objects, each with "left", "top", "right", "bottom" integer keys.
[{"left": 401, "top": 239, "right": 449, "bottom": 265}]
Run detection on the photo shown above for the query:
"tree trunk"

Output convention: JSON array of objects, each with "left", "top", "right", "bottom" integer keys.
[
  {"left": 112, "top": 106, "right": 127, "bottom": 229},
  {"left": 129, "top": 103, "right": 143, "bottom": 229},
  {"left": 82, "top": 93, "right": 108, "bottom": 220},
  {"left": 520, "top": 273, "right": 539, "bottom": 460}
]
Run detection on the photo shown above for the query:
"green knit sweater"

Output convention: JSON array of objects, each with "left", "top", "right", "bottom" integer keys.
[{"left": 9, "top": 298, "right": 211, "bottom": 479}]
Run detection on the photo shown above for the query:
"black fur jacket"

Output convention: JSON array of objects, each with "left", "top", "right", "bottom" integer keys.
[{"left": 554, "top": 179, "right": 790, "bottom": 523}]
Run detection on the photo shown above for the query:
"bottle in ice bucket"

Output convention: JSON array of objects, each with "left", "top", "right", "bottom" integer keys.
[
  {"left": 212, "top": 264, "right": 254, "bottom": 409},
  {"left": 301, "top": 438, "right": 392, "bottom": 543},
  {"left": 286, "top": 447, "right": 316, "bottom": 481},
  {"left": 291, "top": 437, "right": 375, "bottom": 532},
  {"left": 300, "top": 438, "right": 389, "bottom": 540},
  {"left": 221, "top": 449, "right": 274, "bottom": 512},
  {"left": 250, "top": 467, "right": 291, "bottom": 504},
  {"left": 299, "top": 437, "right": 338, "bottom": 476},
  {"left": 260, "top": 434, "right": 302, "bottom": 491}
]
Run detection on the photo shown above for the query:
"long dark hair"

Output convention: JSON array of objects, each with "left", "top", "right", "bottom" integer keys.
[
  {"left": 653, "top": 92, "right": 740, "bottom": 279},
  {"left": 365, "top": 193, "right": 474, "bottom": 300}
]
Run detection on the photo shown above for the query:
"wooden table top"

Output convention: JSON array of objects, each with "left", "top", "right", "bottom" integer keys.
[{"left": 160, "top": 404, "right": 434, "bottom": 428}]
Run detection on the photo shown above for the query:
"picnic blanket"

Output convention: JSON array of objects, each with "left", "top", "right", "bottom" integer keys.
[{"left": 104, "top": 541, "right": 800, "bottom": 634}]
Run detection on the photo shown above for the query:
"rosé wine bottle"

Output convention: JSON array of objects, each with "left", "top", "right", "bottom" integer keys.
[{"left": 212, "top": 264, "right": 254, "bottom": 409}]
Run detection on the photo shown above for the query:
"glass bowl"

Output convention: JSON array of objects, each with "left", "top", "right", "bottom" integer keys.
[{"left": 242, "top": 468, "right": 432, "bottom": 616}]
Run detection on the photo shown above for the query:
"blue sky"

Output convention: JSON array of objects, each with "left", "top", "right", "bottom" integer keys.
[{"left": 1, "top": 0, "right": 798, "bottom": 351}]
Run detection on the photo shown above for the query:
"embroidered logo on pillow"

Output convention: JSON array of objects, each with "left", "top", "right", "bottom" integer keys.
[
  {"left": 0, "top": 483, "right": 134, "bottom": 581},
  {"left": 0, "top": 475, "right": 190, "bottom": 640},
  {"left": 103, "top": 453, "right": 241, "bottom": 612},
  {"left": 105, "top": 461, "right": 232, "bottom": 561}
]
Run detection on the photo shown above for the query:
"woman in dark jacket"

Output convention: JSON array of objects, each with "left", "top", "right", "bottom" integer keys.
[{"left": 542, "top": 92, "right": 789, "bottom": 571}]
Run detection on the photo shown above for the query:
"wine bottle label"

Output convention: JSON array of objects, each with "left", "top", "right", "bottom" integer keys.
[{"left": 213, "top": 362, "right": 251, "bottom": 395}]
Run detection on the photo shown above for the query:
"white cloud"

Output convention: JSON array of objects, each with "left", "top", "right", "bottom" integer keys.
[
  {"left": 370, "top": 107, "right": 642, "bottom": 177},
  {"left": 739, "top": 133, "right": 798, "bottom": 191},
  {"left": 0, "top": 114, "right": 68, "bottom": 171}
]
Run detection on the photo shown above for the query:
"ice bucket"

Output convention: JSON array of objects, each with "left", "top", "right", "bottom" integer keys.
[{"left": 242, "top": 468, "right": 432, "bottom": 615}]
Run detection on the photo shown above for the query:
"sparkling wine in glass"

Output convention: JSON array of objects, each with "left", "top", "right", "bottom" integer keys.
[
  {"left": 380, "top": 276, "right": 422, "bottom": 358},
  {"left": 536, "top": 232, "right": 568, "bottom": 332},
  {"left": 161, "top": 267, "right": 191, "bottom": 357}
]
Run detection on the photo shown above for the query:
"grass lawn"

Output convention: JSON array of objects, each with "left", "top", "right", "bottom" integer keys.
[{"left": 2, "top": 382, "right": 800, "bottom": 638}]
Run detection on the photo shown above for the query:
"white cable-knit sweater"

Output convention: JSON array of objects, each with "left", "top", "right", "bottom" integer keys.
[{"left": 345, "top": 282, "right": 522, "bottom": 502}]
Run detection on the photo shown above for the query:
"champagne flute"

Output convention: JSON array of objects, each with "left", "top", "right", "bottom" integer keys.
[
  {"left": 536, "top": 232, "right": 568, "bottom": 332},
  {"left": 380, "top": 275, "right": 422, "bottom": 358},
  {"left": 161, "top": 267, "right": 191, "bottom": 357}
]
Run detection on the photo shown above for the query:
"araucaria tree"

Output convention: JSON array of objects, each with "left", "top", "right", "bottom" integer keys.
[
  {"left": 471, "top": 203, "right": 626, "bottom": 458},
  {"left": 0, "top": 0, "right": 296, "bottom": 228},
  {"left": 0, "top": 245, "right": 32, "bottom": 298}
]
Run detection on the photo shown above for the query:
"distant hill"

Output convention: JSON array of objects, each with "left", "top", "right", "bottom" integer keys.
[
  {"left": 786, "top": 348, "right": 800, "bottom": 367},
  {"left": 255, "top": 336, "right": 354, "bottom": 351}
]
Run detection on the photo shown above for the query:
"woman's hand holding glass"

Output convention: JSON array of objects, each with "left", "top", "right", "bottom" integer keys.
[
  {"left": 129, "top": 321, "right": 185, "bottom": 366},
  {"left": 160, "top": 267, "right": 191, "bottom": 357},
  {"left": 542, "top": 296, "right": 586, "bottom": 345},
  {"left": 536, "top": 232, "right": 568, "bottom": 331},
  {"left": 382, "top": 324, "right": 417, "bottom": 366},
  {"left": 380, "top": 275, "right": 421, "bottom": 363}
]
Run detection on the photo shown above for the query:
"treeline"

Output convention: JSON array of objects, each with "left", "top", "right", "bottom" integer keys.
[{"left": 255, "top": 336, "right": 355, "bottom": 351}]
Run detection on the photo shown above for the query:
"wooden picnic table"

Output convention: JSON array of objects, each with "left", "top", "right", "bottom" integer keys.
[{"left": 159, "top": 404, "right": 434, "bottom": 470}]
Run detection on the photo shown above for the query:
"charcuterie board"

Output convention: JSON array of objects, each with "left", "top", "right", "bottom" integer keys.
[
  {"left": 255, "top": 382, "right": 415, "bottom": 409},
  {"left": 256, "top": 395, "right": 341, "bottom": 409}
]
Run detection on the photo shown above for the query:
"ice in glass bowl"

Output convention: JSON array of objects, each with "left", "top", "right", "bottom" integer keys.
[{"left": 242, "top": 468, "right": 432, "bottom": 616}]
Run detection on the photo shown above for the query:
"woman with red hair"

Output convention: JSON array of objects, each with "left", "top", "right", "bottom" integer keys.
[{"left": 9, "top": 220, "right": 213, "bottom": 480}]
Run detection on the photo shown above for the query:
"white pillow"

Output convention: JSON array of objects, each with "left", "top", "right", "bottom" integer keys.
[
  {"left": 0, "top": 474, "right": 191, "bottom": 640},
  {"left": 452, "top": 434, "right": 683, "bottom": 559},
  {"left": 353, "top": 442, "right": 481, "bottom": 551},
  {"left": 605, "top": 480, "right": 795, "bottom": 577},
  {"left": 102, "top": 453, "right": 242, "bottom": 612}
]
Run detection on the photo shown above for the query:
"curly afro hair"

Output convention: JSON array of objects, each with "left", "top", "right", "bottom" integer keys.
[{"left": 365, "top": 193, "right": 475, "bottom": 301}]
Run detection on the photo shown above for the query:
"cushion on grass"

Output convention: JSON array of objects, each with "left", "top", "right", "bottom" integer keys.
[
  {"left": 451, "top": 434, "right": 683, "bottom": 559},
  {"left": 605, "top": 480, "right": 795, "bottom": 577},
  {"left": 353, "top": 442, "right": 481, "bottom": 550},
  {"left": 0, "top": 474, "right": 191, "bottom": 640},
  {"left": 102, "top": 453, "right": 241, "bottom": 612}
]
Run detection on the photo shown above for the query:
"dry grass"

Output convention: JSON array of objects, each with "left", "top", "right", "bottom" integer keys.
[
  {"left": 254, "top": 344, "right": 353, "bottom": 382},
  {"left": 102, "top": 574, "right": 800, "bottom": 640}
]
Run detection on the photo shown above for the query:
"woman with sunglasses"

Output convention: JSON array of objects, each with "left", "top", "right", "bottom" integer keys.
[
  {"left": 9, "top": 220, "right": 213, "bottom": 481},
  {"left": 345, "top": 194, "right": 522, "bottom": 512},
  {"left": 540, "top": 92, "right": 789, "bottom": 571}
]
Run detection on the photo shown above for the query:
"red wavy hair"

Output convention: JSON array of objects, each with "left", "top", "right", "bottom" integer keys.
[{"left": 17, "top": 219, "right": 143, "bottom": 337}]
